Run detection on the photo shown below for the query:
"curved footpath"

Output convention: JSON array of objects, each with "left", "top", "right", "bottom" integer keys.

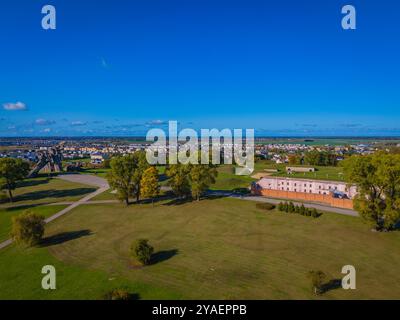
[
  {"left": 0, "top": 175, "right": 357, "bottom": 250},
  {"left": 0, "top": 174, "right": 109, "bottom": 250}
]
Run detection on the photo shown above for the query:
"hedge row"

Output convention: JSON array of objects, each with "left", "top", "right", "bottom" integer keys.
[{"left": 277, "top": 202, "right": 323, "bottom": 218}]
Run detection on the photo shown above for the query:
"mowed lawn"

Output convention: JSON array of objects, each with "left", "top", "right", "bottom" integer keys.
[
  {"left": 0, "top": 176, "right": 97, "bottom": 208},
  {"left": 0, "top": 205, "right": 67, "bottom": 242},
  {"left": 254, "top": 161, "right": 345, "bottom": 182},
  {"left": 1, "top": 198, "right": 399, "bottom": 299}
]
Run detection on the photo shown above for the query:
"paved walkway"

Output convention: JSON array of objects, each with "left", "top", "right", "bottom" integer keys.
[
  {"left": 57, "top": 174, "right": 109, "bottom": 188},
  {"left": 0, "top": 180, "right": 358, "bottom": 250},
  {"left": 0, "top": 175, "right": 109, "bottom": 250}
]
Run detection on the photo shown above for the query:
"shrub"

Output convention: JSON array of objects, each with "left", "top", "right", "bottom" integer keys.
[
  {"left": 103, "top": 288, "right": 131, "bottom": 300},
  {"left": 288, "top": 202, "right": 295, "bottom": 213},
  {"left": 308, "top": 270, "right": 326, "bottom": 295},
  {"left": 256, "top": 203, "right": 276, "bottom": 211},
  {"left": 311, "top": 208, "right": 319, "bottom": 218},
  {"left": 277, "top": 202, "right": 323, "bottom": 219},
  {"left": 299, "top": 204, "right": 306, "bottom": 215},
  {"left": 131, "top": 239, "right": 154, "bottom": 265},
  {"left": 284, "top": 202, "right": 289, "bottom": 213},
  {"left": 11, "top": 211, "right": 45, "bottom": 246}
]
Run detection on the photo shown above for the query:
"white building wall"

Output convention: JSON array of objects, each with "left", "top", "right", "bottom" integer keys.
[{"left": 257, "top": 177, "right": 357, "bottom": 199}]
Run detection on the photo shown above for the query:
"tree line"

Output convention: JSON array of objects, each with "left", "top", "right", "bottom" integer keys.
[
  {"left": 288, "top": 150, "right": 338, "bottom": 167},
  {"left": 106, "top": 151, "right": 218, "bottom": 205}
]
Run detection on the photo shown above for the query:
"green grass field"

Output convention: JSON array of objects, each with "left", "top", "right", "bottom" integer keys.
[
  {"left": 0, "top": 177, "right": 97, "bottom": 208},
  {"left": 253, "top": 161, "right": 345, "bottom": 181},
  {"left": 0, "top": 205, "right": 67, "bottom": 242},
  {"left": 1, "top": 198, "right": 399, "bottom": 299},
  {"left": 211, "top": 165, "right": 255, "bottom": 191}
]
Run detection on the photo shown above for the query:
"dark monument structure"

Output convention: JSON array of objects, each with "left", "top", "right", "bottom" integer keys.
[{"left": 28, "top": 147, "right": 63, "bottom": 178}]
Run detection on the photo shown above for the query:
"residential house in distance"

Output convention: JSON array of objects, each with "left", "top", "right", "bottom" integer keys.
[
  {"left": 286, "top": 166, "right": 315, "bottom": 173},
  {"left": 90, "top": 153, "right": 110, "bottom": 164},
  {"left": 251, "top": 176, "right": 357, "bottom": 209}
]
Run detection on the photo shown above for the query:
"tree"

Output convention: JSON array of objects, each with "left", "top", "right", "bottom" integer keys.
[
  {"left": 308, "top": 270, "right": 326, "bottom": 295},
  {"left": 343, "top": 152, "right": 400, "bottom": 231},
  {"left": 132, "top": 151, "right": 150, "bottom": 203},
  {"left": 11, "top": 211, "right": 45, "bottom": 246},
  {"left": 106, "top": 152, "right": 149, "bottom": 206},
  {"left": 166, "top": 164, "right": 191, "bottom": 198},
  {"left": 189, "top": 164, "right": 218, "bottom": 201},
  {"left": 288, "top": 154, "right": 301, "bottom": 165},
  {"left": 131, "top": 239, "right": 154, "bottom": 265},
  {"left": 107, "top": 155, "right": 137, "bottom": 206},
  {"left": 140, "top": 167, "right": 160, "bottom": 205},
  {"left": 304, "top": 150, "right": 321, "bottom": 166},
  {"left": 0, "top": 158, "right": 30, "bottom": 202}
]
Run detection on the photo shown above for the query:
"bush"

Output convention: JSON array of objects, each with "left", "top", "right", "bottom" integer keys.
[
  {"left": 256, "top": 203, "right": 276, "bottom": 211},
  {"left": 11, "top": 211, "right": 45, "bottom": 246},
  {"left": 308, "top": 270, "right": 326, "bottom": 295},
  {"left": 277, "top": 202, "right": 323, "bottom": 219},
  {"left": 103, "top": 288, "right": 131, "bottom": 300},
  {"left": 288, "top": 202, "right": 295, "bottom": 213},
  {"left": 131, "top": 239, "right": 154, "bottom": 265}
]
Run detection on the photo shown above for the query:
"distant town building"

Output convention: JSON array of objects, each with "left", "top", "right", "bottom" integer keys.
[
  {"left": 286, "top": 166, "right": 315, "bottom": 173},
  {"left": 90, "top": 153, "right": 109, "bottom": 164}
]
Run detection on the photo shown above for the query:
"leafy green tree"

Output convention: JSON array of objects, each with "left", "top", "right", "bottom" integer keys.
[
  {"left": 140, "top": 167, "right": 160, "bottom": 205},
  {"left": 189, "top": 164, "right": 218, "bottom": 201},
  {"left": 0, "top": 158, "right": 30, "bottom": 202},
  {"left": 304, "top": 150, "right": 321, "bottom": 166},
  {"left": 166, "top": 164, "right": 191, "bottom": 198},
  {"left": 11, "top": 211, "right": 45, "bottom": 247},
  {"left": 343, "top": 152, "right": 400, "bottom": 231},
  {"left": 107, "top": 152, "right": 150, "bottom": 206},
  {"left": 131, "top": 239, "right": 154, "bottom": 265},
  {"left": 107, "top": 155, "right": 138, "bottom": 206}
]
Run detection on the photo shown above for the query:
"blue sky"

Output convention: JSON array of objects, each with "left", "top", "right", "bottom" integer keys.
[{"left": 0, "top": 0, "right": 399, "bottom": 136}]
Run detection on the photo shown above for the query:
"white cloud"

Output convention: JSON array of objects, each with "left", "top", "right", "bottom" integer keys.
[
  {"left": 71, "top": 121, "right": 87, "bottom": 126},
  {"left": 147, "top": 119, "right": 167, "bottom": 125},
  {"left": 101, "top": 57, "right": 108, "bottom": 69},
  {"left": 43, "top": 128, "right": 52, "bottom": 133},
  {"left": 35, "top": 118, "right": 56, "bottom": 126},
  {"left": 2, "top": 101, "right": 27, "bottom": 111}
]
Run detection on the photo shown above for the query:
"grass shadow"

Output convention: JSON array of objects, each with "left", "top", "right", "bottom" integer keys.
[
  {"left": 40, "top": 229, "right": 93, "bottom": 247},
  {"left": 150, "top": 249, "right": 179, "bottom": 265},
  {"left": 17, "top": 178, "right": 51, "bottom": 188},
  {"left": 14, "top": 188, "right": 97, "bottom": 202},
  {"left": 1, "top": 204, "right": 41, "bottom": 212},
  {"left": 163, "top": 198, "right": 193, "bottom": 206}
]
